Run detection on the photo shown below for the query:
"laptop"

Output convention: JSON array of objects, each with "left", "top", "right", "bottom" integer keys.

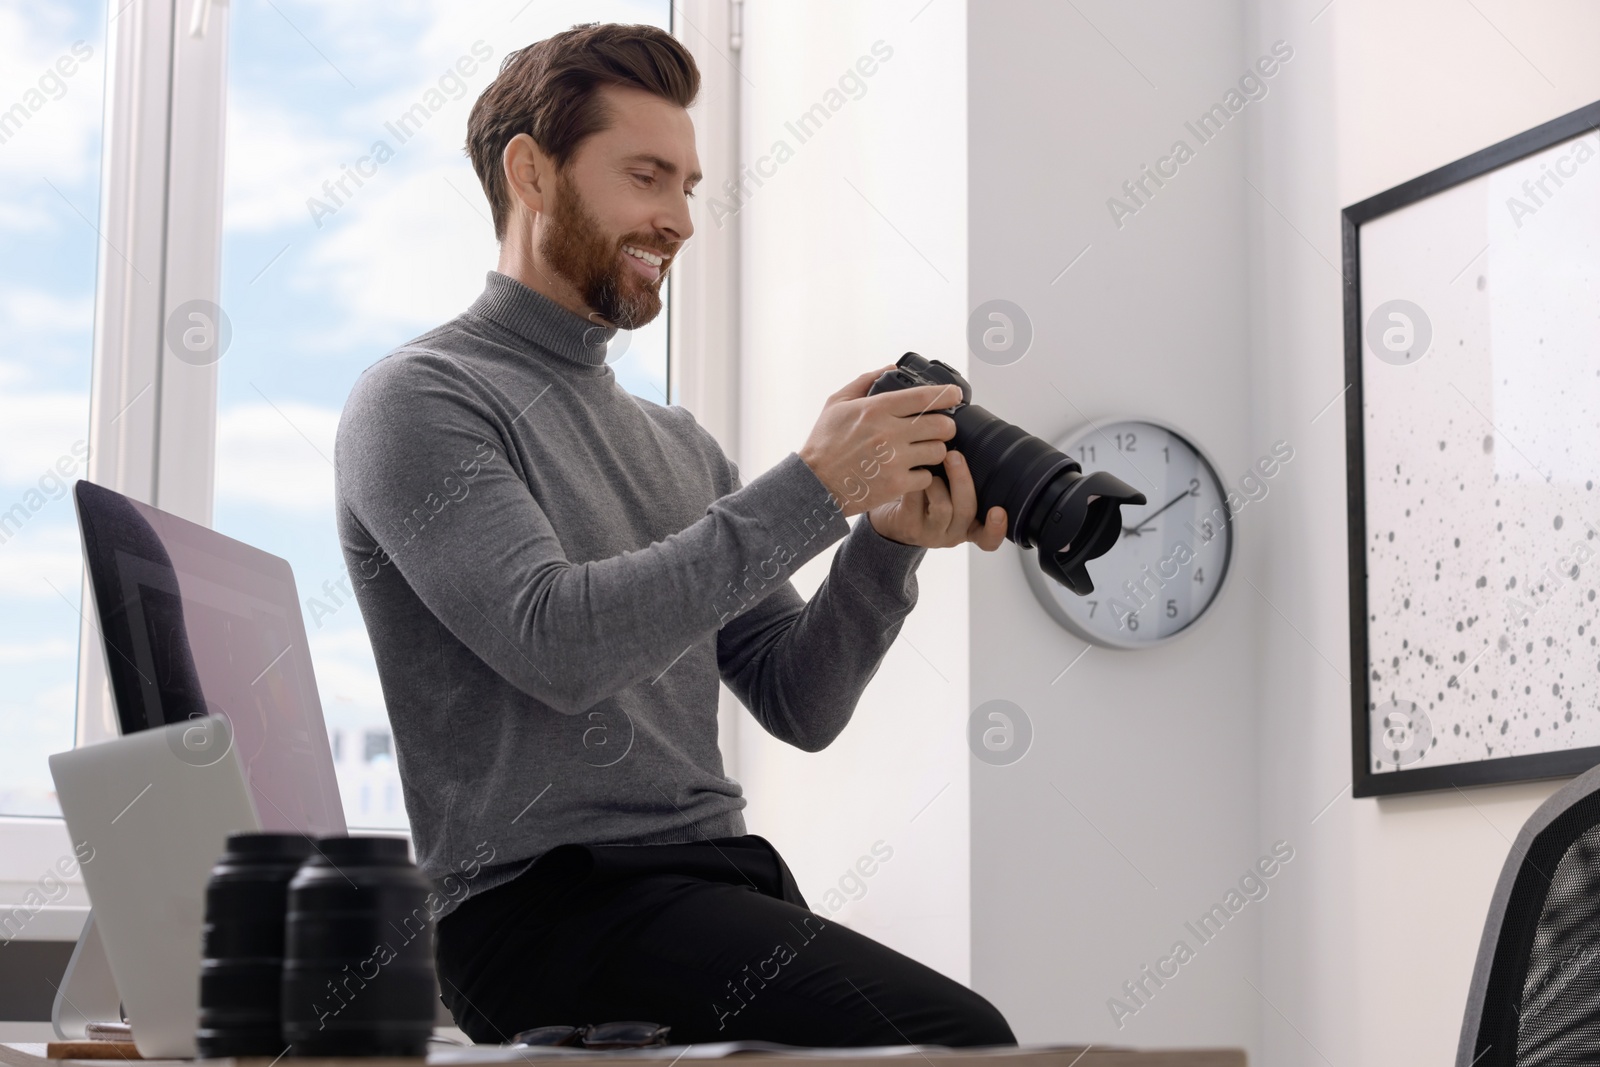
[
  {"left": 50, "top": 480, "right": 351, "bottom": 1055},
  {"left": 50, "top": 721, "right": 260, "bottom": 1059},
  {"left": 72, "top": 479, "right": 345, "bottom": 835}
]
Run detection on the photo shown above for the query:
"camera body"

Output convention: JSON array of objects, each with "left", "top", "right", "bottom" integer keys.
[{"left": 867, "top": 352, "right": 1145, "bottom": 595}]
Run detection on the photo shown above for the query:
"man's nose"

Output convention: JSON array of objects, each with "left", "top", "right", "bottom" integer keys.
[{"left": 660, "top": 198, "right": 693, "bottom": 247}]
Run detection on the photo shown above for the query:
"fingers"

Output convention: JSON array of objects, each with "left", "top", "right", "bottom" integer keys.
[
  {"left": 944, "top": 451, "right": 978, "bottom": 533},
  {"left": 972, "top": 506, "right": 1008, "bottom": 551},
  {"left": 896, "top": 441, "right": 949, "bottom": 470},
  {"left": 903, "top": 412, "right": 957, "bottom": 443},
  {"left": 872, "top": 383, "right": 963, "bottom": 418},
  {"left": 904, "top": 467, "right": 936, "bottom": 494},
  {"left": 830, "top": 365, "right": 897, "bottom": 404},
  {"left": 922, "top": 465, "right": 954, "bottom": 530}
]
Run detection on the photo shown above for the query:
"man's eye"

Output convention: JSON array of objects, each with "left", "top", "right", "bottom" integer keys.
[
  {"left": 685, "top": 188, "right": 697, "bottom": 199},
  {"left": 632, "top": 172, "right": 654, "bottom": 186}
]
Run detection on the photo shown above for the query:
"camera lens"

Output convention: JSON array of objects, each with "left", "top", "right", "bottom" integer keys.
[
  {"left": 950, "top": 405, "right": 1144, "bottom": 594},
  {"left": 197, "top": 832, "right": 315, "bottom": 1058},
  {"left": 281, "top": 836, "right": 438, "bottom": 1057}
]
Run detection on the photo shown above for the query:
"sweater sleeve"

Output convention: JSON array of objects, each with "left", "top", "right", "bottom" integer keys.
[
  {"left": 716, "top": 515, "right": 927, "bottom": 752},
  {"left": 334, "top": 353, "right": 851, "bottom": 716}
]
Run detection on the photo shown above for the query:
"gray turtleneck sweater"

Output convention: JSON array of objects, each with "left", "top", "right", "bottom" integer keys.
[{"left": 335, "top": 270, "right": 926, "bottom": 912}]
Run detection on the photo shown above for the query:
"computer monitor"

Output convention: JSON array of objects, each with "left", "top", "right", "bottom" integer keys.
[{"left": 73, "top": 478, "right": 346, "bottom": 837}]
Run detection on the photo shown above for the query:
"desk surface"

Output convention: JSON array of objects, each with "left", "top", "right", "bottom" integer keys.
[{"left": 2, "top": 1041, "right": 1245, "bottom": 1067}]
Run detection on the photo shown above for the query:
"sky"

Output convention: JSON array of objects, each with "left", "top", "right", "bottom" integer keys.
[
  {"left": 0, "top": 0, "right": 109, "bottom": 816},
  {"left": 1, "top": 0, "right": 673, "bottom": 824}
]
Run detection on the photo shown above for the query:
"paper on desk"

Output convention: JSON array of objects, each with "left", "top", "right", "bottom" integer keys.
[{"left": 429, "top": 1041, "right": 1042, "bottom": 1061}]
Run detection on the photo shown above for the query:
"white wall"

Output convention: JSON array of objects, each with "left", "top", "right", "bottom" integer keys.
[
  {"left": 1253, "top": 1, "right": 1600, "bottom": 1064},
  {"left": 729, "top": 1, "right": 1600, "bottom": 1058},
  {"left": 967, "top": 0, "right": 1264, "bottom": 1055},
  {"left": 728, "top": 0, "right": 973, "bottom": 983},
  {"left": 970, "top": 0, "right": 1600, "bottom": 1060}
]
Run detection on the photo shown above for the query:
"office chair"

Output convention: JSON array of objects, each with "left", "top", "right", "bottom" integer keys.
[{"left": 1458, "top": 761, "right": 1600, "bottom": 1066}]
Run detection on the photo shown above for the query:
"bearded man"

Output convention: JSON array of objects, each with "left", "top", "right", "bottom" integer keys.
[{"left": 334, "top": 21, "right": 1014, "bottom": 1049}]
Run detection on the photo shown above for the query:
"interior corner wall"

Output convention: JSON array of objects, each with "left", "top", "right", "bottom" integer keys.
[
  {"left": 1252, "top": 1, "right": 1600, "bottom": 1064},
  {"left": 967, "top": 0, "right": 1261, "bottom": 1054},
  {"left": 727, "top": 0, "right": 1600, "bottom": 1057},
  {"left": 730, "top": 0, "right": 973, "bottom": 983}
]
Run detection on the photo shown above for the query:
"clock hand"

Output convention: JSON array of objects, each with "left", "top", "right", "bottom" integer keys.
[{"left": 1122, "top": 490, "right": 1190, "bottom": 536}]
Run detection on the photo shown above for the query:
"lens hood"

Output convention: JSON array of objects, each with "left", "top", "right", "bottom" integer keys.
[{"left": 1030, "top": 472, "right": 1146, "bottom": 595}]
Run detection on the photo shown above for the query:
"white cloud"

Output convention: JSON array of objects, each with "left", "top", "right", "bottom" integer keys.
[
  {"left": 222, "top": 93, "right": 355, "bottom": 234},
  {"left": 0, "top": 383, "right": 89, "bottom": 484},
  {"left": 0, "top": 286, "right": 92, "bottom": 334},
  {"left": 0, "top": 637, "right": 75, "bottom": 663},
  {"left": 0, "top": 198, "right": 50, "bottom": 232},
  {"left": 0, "top": 287, "right": 97, "bottom": 381},
  {"left": 0, "top": 673, "right": 78, "bottom": 809},
  {"left": 0, "top": 4, "right": 107, "bottom": 187},
  {"left": 219, "top": 2, "right": 494, "bottom": 240},
  {"left": 215, "top": 0, "right": 673, "bottom": 346},
  {"left": 293, "top": 161, "right": 500, "bottom": 347},
  {"left": 0, "top": 521, "right": 82, "bottom": 599},
  {"left": 312, "top": 647, "right": 386, "bottom": 718},
  {"left": 215, "top": 400, "right": 340, "bottom": 512}
]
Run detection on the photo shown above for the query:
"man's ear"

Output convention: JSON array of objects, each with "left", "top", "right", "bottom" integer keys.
[{"left": 502, "top": 133, "right": 552, "bottom": 219}]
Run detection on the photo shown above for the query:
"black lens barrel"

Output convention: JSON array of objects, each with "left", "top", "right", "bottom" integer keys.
[
  {"left": 951, "top": 405, "right": 1077, "bottom": 539},
  {"left": 281, "top": 836, "right": 437, "bottom": 1057},
  {"left": 197, "top": 832, "right": 315, "bottom": 1058},
  {"left": 199, "top": 834, "right": 439, "bottom": 1059}
]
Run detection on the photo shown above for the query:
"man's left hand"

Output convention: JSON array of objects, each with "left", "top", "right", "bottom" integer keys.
[{"left": 867, "top": 451, "right": 1008, "bottom": 550}]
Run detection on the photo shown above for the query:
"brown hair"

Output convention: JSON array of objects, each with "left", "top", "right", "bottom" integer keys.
[{"left": 466, "top": 23, "right": 700, "bottom": 240}]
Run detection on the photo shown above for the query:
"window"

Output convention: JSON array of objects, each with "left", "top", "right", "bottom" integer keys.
[
  {"left": 0, "top": 0, "right": 108, "bottom": 817},
  {"left": 0, "top": 0, "right": 740, "bottom": 960},
  {"left": 1, "top": 0, "right": 731, "bottom": 872},
  {"left": 211, "top": 0, "right": 672, "bottom": 829}
]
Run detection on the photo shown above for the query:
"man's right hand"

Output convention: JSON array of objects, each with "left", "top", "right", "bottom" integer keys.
[{"left": 798, "top": 365, "right": 963, "bottom": 517}]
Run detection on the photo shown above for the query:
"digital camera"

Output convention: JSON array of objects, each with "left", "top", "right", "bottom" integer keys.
[{"left": 867, "top": 352, "right": 1145, "bottom": 595}]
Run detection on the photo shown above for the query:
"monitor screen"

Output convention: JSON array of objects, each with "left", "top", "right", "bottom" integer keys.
[{"left": 74, "top": 479, "right": 346, "bottom": 836}]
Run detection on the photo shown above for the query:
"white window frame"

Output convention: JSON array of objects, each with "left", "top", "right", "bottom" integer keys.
[
  {"left": 3, "top": 0, "right": 741, "bottom": 915},
  {"left": 0, "top": 0, "right": 227, "bottom": 925},
  {"left": 668, "top": 0, "right": 746, "bottom": 780},
  {"left": 670, "top": 0, "right": 742, "bottom": 455},
  {"left": 75, "top": 0, "right": 228, "bottom": 754}
]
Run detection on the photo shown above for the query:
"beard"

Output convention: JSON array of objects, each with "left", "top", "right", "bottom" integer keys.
[{"left": 538, "top": 169, "right": 670, "bottom": 330}]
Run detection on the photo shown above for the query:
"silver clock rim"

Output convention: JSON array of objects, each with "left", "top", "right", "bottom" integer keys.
[{"left": 1019, "top": 415, "right": 1235, "bottom": 651}]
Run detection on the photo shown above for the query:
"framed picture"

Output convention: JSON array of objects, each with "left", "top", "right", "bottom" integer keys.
[{"left": 1344, "top": 98, "right": 1600, "bottom": 797}]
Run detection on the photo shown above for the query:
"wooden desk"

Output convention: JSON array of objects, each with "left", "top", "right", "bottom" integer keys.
[{"left": 2, "top": 1041, "right": 1246, "bottom": 1066}]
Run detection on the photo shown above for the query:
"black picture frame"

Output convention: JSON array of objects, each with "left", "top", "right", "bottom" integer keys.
[{"left": 1344, "top": 97, "right": 1600, "bottom": 798}]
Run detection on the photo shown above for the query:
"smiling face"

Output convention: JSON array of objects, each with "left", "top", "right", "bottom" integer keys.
[{"left": 512, "top": 83, "right": 700, "bottom": 330}]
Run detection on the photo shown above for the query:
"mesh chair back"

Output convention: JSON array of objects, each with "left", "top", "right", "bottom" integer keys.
[{"left": 1459, "top": 763, "right": 1600, "bottom": 1066}]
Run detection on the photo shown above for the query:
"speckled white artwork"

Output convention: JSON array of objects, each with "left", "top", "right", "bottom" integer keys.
[{"left": 1360, "top": 127, "right": 1600, "bottom": 776}]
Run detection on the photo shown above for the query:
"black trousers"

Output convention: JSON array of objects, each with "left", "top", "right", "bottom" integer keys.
[{"left": 434, "top": 834, "right": 1015, "bottom": 1048}]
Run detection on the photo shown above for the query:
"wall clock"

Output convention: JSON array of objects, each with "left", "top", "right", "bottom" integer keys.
[{"left": 1023, "top": 418, "right": 1233, "bottom": 649}]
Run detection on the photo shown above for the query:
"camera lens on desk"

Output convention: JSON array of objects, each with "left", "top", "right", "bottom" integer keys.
[
  {"left": 281, "top": 836, "right": 437, "bottom": 1057},
  {"left": 196, "top": 832, "right": 315, "bottom": 1058}
]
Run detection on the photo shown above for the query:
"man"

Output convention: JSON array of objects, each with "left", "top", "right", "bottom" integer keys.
[{"left": 335, "top": 21, "right": 1015, "bottom": 1048}]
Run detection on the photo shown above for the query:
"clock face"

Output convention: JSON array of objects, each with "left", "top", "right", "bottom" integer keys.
[{"left": 1022, "top": 419, "right": 1232, "bottom": 649}]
